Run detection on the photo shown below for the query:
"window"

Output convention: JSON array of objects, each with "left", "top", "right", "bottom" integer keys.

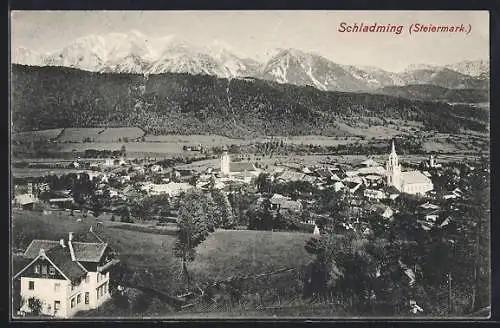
[
  {"left": 71, "top": 298, "right": 75, "bottom": 308},
  {"left": 28, "top": 281, "right": 34, "bottom": 290},
  {"left": 34, "top": 264, "right": 40, "bottom": 274},
  {"left": 97, "top": 273, "right": 100, "bottom": 282},
  {"left": 85, "top": 292, "right": 89, "bottom": 304},
  {"left": 49, "top": 267, "right": 55, "bottom": 275},
  {"left": 96, "top": 287, "right": 100, "bottom": 299},
  {"left": 41, "top": 265, "right": 47, "bottom": 275},
  {"left": 77, "top": 294, "right": 81, "bottom": 304},
  {"left": 54, "top": 301, "right": 60, "bottom": 313},
  {"left": 54, "top": 283, "right": 60, "bottom": 292}
]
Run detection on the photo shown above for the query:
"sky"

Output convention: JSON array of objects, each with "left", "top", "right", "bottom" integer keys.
[{"left": 10, "top": 10, "right": 489, "bottom": 72}]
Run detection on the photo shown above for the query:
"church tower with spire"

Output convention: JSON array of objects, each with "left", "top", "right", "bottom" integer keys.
[{"left": 386, "top": 140, "right": 402, "bottom": 189}]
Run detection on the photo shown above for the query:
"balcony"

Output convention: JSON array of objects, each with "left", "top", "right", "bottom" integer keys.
[{"left": 97, "top": 259, "right": 120, "bottom": 273}]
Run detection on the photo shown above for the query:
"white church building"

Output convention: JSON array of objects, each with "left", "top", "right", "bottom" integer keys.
[
  {"left": 386, "top": 141, "right": 433, "bottom": 195},
  {"left": 220, "top": 151, "right": 261, "bottom": 182}
]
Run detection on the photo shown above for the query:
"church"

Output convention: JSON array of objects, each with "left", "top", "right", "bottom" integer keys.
[
  {"left": 386, "top": 141, "right": 433, "bottom": 195},
  {"left": 220, "top": 151, "right": 260, "bottom": 178}
]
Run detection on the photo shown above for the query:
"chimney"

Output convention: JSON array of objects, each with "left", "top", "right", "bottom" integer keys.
[
  {"left": 59, "top": 239, "right": 66, "bottom": 248},
  {"left": 68, "top": 232, "right": 76, "bottom": 261}
]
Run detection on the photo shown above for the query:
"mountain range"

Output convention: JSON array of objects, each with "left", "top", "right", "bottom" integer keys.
[{"left": 12, "top": 31, "right": 489, "bottom": 94}]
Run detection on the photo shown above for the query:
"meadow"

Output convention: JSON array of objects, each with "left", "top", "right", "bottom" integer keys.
[{"left": 11, "top": 210, "right": 314, "bottom": 296}]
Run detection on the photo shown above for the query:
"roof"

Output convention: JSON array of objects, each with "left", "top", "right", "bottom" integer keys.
[
  {"left": 401, "top": 171, "right": 433, "bottom": 185},
  {"left": 49, "top": 198, "right": 74, "bottom": 203},
  {"left": 24, "top": 240, "right": 60, "bottom": 258},
  {"left": 315, "top": 169, "right": 334, "bottom": 178},
  {"left": 14, "top": 194, "right": 36, "bottom": 205},
  {"left": 230, "top": 162, "right": 257, "bottom": 172},
  {"left": 25, "top": 240, "right": 107, "bottom": 263},
  {"left": 278, "top": 171, "right": 305, "bottom": 182},
  {"left": 71, "top": 242, "right": 108, "bottom": 262},
  {"left": 361, "top": 159, "right": 380, "bottom": 167},
  {"left": 45, "top": 246, "right": 87, "bottom": 281},
  {"left": 302, "top": 174, "right": 317, "bottom": 183},
  {"left": 149, "top": 182, "right": 193, "bottom": 195},
  {"left": 358, "top": 166, "right": 386, "bottom": 176},
  {"left": 384, "top": 185, "right": 401, "bottom": 195}
]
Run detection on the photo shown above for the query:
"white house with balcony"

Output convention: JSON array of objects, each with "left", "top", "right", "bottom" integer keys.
[{"left": 13, "top": 231, "right": 119, "bottom": 318}]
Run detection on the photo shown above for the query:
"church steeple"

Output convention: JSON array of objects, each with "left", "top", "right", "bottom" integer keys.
[{"left": 386, "top": 139, "right": 401, "bottom": 189}]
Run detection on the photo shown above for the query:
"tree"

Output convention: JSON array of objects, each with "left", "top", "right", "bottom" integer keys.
[
  {"left": 27, "top": 297, "right": 42, "bottom": 316},
  {"left": 255, "top": 173, "right": 272, "bottom": 194},
  {"left": 173, "top": 190, "right": 213, "bottom": 289},
  {"left": 211, "top": 189, "right": 235, "bottom": 228}
]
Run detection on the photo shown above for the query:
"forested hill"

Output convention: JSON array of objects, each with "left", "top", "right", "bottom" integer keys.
[
  {"left": 376, "top": 84, "right": 489, "bottom": 103},
  {"left": 11, "top": 64, "right": 488, "bottom": 137}
]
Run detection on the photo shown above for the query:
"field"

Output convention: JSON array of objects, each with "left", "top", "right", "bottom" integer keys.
[
  {"left": 11, "top": 210, "right": 314, "bottom": 294},
  {"left": 11, "top": 128, "right": 64, "bottom": 142},
  {"left": 94, "top": 128, "right": 145, "bottom": 142},
  {"left": 190, "top": 229, "right": 312, "bottom": 283},
  {"left": 11, "top": 168, "right": 93, "bottom": 178},
  {"left": 56, "top": 128, "right": 105, "bottom": 142}
]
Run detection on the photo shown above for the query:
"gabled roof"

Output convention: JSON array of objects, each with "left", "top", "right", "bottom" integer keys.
[
  {"left": 14, "top": 194, "right": 36, "bottom": 205},
  {"left": 277, "top": 171, "right": 305, "bottom": 182},
  {"left": 230, "top": 162, "right": 257, "bottom": 172},
  {"left": 24, "top": 240, "right": 108, "bottom": 263},
  {"left": 71, "top": 242, "right": 108, "bottom": 262},
  {"left": 45, "top": 246, "right": 87, "bottom": 281},
  {"left": 401, "top": 171, "right": 433, "bottom": 185},
  {"left": 24, "top": 240, "right": 60, "bottom": 258}
]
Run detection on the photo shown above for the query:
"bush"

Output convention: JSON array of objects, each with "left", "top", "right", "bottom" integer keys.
[
  {"left": 27, "top": 297, "right": 42, "bottom": 315},
  {"left": 120, "top": 216, "right": 134, "bottom": 223}
]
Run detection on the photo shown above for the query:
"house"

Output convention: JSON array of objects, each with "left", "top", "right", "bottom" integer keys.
[
  {"left": 13, "top": 231, "right": 120, "bottom": 318},
  {"left": 360, "top": 158, "right": 381, "bottom": 168},
  {"left": 276, "top": 171, "right": 306, "bottom": 183},
  {"left": 364, "top": 189, "right": 386, "bottom": 200},
  {"left": 48, "top": 198, "right": 75, "bottom": 209},
  {"left": 13, "top": 194, "right": 37, "bottom": 210},
  {"left": 148, "top": 182, "right": 193, "bottom": 197},
  {"left": 104, "top": 158, "right": 114, "bottom": 167},
  {"left": 332, "top": 181, "right": 345, "bottom": 192},
  {"left": 150, "top": 164, "right": 163, "bottom": 173},
  {"left": 269, "top": 194, "right": 303, "bottom": 212},
  {"left": 357, "top": 166, "right": 386, "bottom": 176},
  {"left": 365, "top": 203, "right": 394, "bottom": 219}
]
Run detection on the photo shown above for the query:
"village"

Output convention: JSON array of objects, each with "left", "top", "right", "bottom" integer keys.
[{"left": 11, "top": 139, "right": 488, "bottom": 318}]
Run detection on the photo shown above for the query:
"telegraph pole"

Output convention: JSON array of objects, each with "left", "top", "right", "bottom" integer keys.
[{"left": 448, "top": 271, "right": 452, "bottom": 314}]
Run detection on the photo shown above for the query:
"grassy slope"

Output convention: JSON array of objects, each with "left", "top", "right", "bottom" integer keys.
[
  {"left": 190, "top": 229, "right": 312, "bottom": 283},
  {"left": 12, "top": 210, "right": 313, "bottom": 292}
]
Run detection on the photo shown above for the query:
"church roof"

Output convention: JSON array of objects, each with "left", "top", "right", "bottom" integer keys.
[
  {"left": 401, "top": 171, "right": 432, "bottom": 185},
  {"left": 230, "top": 162, "right": 257, "bottom": 172}
]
